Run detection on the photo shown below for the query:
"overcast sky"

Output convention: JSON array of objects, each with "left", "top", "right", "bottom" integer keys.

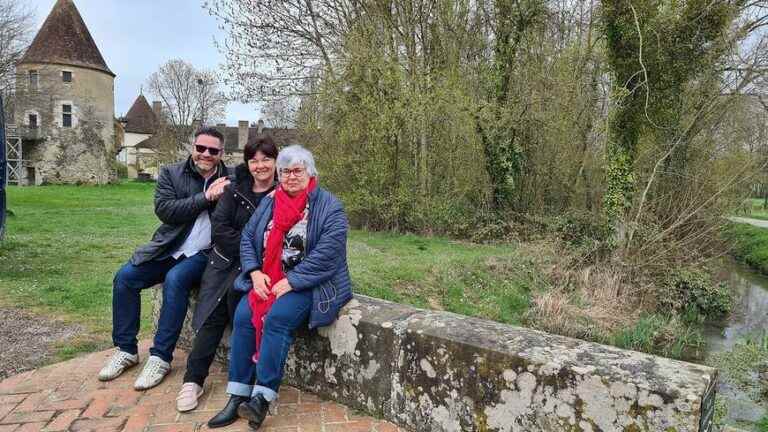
[{"left": 26, "top": 0, "right": 260, "bottom": 125}]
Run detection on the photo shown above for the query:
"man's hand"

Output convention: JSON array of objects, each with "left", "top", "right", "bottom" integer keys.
[
  {"left": 251, "top": 270, "right": 271, "bottom": 300},
  {"left": 272, "top": 278, "right": 293, "bottom": 299},
  {"left": 205, "top": 177, "right": 231, "bottom": 201}
]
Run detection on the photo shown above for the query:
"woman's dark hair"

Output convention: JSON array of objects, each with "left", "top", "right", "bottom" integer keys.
[{"left": 243, "top": 134, "right": 278, "bottom": 162}]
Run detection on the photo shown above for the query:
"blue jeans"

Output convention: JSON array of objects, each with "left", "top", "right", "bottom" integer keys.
[
  {"left": 227, "top": 290, "right": 312, "bottom": 401},
  {"left": 112, "top": 252, "right": 208, "bottom": 362}
]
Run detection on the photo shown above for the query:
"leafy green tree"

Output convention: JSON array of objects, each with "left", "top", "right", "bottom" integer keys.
[{"left": 601, "top": 0, "right": 744, "bottom": 223}]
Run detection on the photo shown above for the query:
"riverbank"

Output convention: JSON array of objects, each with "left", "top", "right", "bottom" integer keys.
[
  {"left": 703, "top": 261, "right": 768, "bottom": 430},
  {"left": 717, "top": 220, "right": 768, "bottom": 430},
  {"left": 724, "top": 221, "right": 768, "bottom": 275}
]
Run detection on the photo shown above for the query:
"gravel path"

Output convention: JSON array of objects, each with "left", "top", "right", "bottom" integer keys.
[{"left": 0, "top": 307, "right": 83, "bottom": 380}]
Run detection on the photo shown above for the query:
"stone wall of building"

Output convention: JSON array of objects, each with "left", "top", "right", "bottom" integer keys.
[
  {"left": 14, "top": 63, "right": 116, "bottom": 184},
  {"left": 157, "top": 292, "right": 718, "bottom": 432}
]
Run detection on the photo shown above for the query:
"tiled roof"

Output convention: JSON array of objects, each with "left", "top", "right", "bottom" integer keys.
[
  {"left": 135, "top": 135, "right": 159, "bottom": 150},
  {"left": 123, "top": 95, "right": 157, "bottom": 134},
  {"left": 134, "top": 125, "right": 301, "bottom": 153},
  {"left": 214, "top": 126, "right": 300, "bottom": 152},
  {"left": 19, "top": 0, "right": 114, "bottom": 76}
]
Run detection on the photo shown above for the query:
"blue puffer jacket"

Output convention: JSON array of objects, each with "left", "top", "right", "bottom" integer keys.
[{"left": 234, "top": 186, "right": 353, "bottom": 329}]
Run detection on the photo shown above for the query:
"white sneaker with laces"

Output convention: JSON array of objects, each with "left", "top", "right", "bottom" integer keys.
[
  {"left": 176, "top": 382, "right": 204, "bottom": 412},
  {"left": 133, "top": 355, "right": 171, "bottom": 390},
  {"left": 98, "top": 349, "right": 139, "bottom": 382}
]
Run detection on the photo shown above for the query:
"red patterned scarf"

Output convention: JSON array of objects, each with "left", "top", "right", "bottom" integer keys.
[{"left": 248, "top": 177, "right": 317, "bottom": 362}]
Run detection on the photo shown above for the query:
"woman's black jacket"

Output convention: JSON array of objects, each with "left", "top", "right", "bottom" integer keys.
[{"left": 191, "top": 164, "right": 274, "bottom": 331}]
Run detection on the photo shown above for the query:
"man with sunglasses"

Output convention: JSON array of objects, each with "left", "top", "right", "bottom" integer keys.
[{"left": 99, "top": 127, "right": 232, "bottom": 390}]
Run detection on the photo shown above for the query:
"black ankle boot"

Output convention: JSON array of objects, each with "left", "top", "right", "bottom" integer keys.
[
  {"left": 237, "top": 394, "right": 270, "bottom": 430},
  {"left": 207, "top": 395, "right": 249, "bottom": 428}
]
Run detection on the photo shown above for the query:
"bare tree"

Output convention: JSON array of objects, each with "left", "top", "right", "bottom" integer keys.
[
  {"left": 146, "top": 59, "right": 228, "bottom": 129},
  {"left": 0, "top": 0, "right": 34, "bottom": 117},
  {"left": 261, "top": 97, "right": 297, "bottom": 128},
  {"left": 204, "top": 0, "right": 359, "bottom": 102}
]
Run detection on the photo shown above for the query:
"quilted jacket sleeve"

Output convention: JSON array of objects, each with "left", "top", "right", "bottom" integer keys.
[
  {"left": 240, "top": 203, "right": 267, "bottom": 276},
  {"left": 286, "top": 196, "right": 348, "bottom": 291}
]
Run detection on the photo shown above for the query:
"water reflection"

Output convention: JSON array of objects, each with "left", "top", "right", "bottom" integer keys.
[
  {"left": 703, "top": 260, "right": 768, "bottom": 428},
  {"left": 704, "top": 260, "right": 768, "bottom": 353}
]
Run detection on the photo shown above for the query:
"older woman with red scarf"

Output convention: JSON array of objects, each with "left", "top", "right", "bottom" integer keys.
[{"left": 206, "top": 145, "right": 353, "bottom": 430}]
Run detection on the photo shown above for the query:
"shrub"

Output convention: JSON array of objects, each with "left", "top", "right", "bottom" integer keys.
[
  {"left": 112, "top": 161, "right": 128, "bottom": 179},
  {"left": 551, "top": 211, "right": 612, "bottom": 246},
  {"left": 658, "top": 268, "right": 732, "bottom": 322},
  {"left": 549, "top": 211, "right": 613, "bottom": 264}
]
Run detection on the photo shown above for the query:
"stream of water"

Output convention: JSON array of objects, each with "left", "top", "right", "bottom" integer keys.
[{"left": 703, "top": 260, "right": 768, "bottom": 428}]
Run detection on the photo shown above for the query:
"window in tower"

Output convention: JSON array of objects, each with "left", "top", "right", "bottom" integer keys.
[
  {"left": 62, "top": 104, "right": 72, "bottom": 128},
  {"left": 29, "top": 70, "right": 39, "bottom": 90}
]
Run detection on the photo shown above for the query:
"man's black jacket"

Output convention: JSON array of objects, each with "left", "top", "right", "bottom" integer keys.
[{"left": 130, "top": 157, "right": 231, "bottom": 266}]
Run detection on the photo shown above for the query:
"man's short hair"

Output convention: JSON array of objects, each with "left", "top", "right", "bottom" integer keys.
[{"left": 194, "top": 126, "right": 224, "bottom": 147}]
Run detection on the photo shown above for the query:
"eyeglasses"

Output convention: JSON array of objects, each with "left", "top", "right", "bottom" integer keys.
[
  {"left": 280, "top": 167, "right": 307, "bottom": 178},
  {"left": 195, "top": 144, "right": 221, "bottom": 156}
]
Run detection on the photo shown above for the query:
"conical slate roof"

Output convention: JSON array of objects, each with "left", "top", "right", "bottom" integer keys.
[
  {"left": 123, "top": 95, "right": 157, "bottom": 134},
  {"left": 19, "top": 0, "right": 114, "bottom": 76}
]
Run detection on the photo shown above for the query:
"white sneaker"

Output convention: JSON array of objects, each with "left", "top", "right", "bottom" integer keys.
[
  {"left": 176, "top": 382, "right": 204, "bottom": 412},
  {"left": 98, "top": 349, "right": 139, "bottom": 382},
  {"left": 133, "top": 355, "right": 171, "bottom": 390}
]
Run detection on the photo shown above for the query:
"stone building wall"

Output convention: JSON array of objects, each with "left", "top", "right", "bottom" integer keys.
[
  {"left": 14, "top": 63, "right": 116, "bottom": 185},
  {"left": 158, "top": 292, "right": 719, "bottom": 432}
]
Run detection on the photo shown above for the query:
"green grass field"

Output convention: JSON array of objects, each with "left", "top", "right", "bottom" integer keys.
[
  {"left": 0, "top": 182, "right": 161, "bottom": 355},
  {"left": 0, "top": 182, "right": 537, "bottom": 357},
  {"left": 723, "top": 222, "right": 768, "bottom": 275}
]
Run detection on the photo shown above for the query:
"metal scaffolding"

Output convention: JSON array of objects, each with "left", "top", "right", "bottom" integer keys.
[
  {"left": 5, "top": 124, "right": 23, "bottom": 185},
  {"left": 1, "top": 95, "right": 5, "bottom": 239}
]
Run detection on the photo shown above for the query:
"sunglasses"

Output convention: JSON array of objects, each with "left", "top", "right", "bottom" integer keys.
[{"left": 195, "top": 144, "right": 221, "bottom": 156}]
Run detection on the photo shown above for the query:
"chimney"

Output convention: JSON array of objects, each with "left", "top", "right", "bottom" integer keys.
[
  {"left": 238, "top": 120, "right": 249, "bottom": 149},
  {"left": 152, "top": 101, "right": 162, "bottom": 119},
  {"left": 257, "top": 119, "right": 265, "bottom": 134}
]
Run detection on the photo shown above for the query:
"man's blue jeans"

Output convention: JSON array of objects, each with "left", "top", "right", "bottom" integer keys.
[
  {"left": 226, "top": 290, "right": 312, "bottom": 401},
  {"left": 112, "top": 252, "right": 208, "bottom": 363}
]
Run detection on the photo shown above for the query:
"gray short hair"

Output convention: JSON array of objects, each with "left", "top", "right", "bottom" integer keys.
[{"left": 277, "top": 145, "right": 318, "bottom": 179}]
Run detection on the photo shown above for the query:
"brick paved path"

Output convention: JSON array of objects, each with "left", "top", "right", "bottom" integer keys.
[{"left": 0, "top": 341, "right": 406, "bottom": 432}]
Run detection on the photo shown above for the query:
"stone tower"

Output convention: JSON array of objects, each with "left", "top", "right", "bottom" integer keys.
[{"left": 14, "top": 0, "right": 115, "bottom": 185}]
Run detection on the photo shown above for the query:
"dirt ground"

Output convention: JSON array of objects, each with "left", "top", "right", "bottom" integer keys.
[{"left": 0, "top": 307, "right": 83, "bottom": 380}]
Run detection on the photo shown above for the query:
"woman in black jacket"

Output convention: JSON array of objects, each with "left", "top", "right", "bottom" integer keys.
[{"left": 175, "top": 135, "right": 278, "bottom": 415}]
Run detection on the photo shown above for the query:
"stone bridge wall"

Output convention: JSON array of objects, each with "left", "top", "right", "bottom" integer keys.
[{"left": 155, "top": 291, "right": 718, "bottom": 432}]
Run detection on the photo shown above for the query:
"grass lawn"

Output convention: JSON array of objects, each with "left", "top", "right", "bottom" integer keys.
[
  {"left": 348, "top": 231, "right": 541, "bottom": 325},
  {"left": 0, "top": 182, "right": 160, "bottom": 357},
  {"left": 723, "top": 222, "right": 768, "bottom": 275},
  {"left": 0, "top": 182, "right": 537, "bottom": 358}
]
